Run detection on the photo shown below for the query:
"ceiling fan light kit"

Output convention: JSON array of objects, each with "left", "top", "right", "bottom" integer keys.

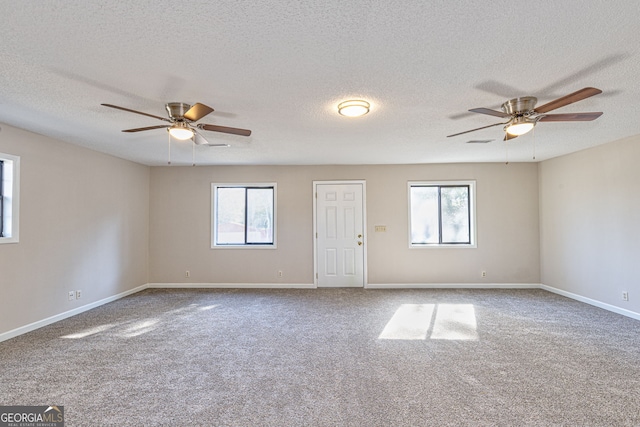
[
  {"left": 338, "top": 100, "right": 370, "bottom": 117},
  {"left": 168, "top": 122, "right": 194, "bottom": 140},
  {"left": 505, "top": 116, "right": 535, "bottom": 136},
  {"left": 447, "top": 87, "right": 603, "bottom": 140}
]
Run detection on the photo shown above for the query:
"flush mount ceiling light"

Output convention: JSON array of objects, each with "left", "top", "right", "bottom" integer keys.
[
  {"left": 168, "top": 122, "right": 194, "bottom": 140},
  {"left": 338, "top": 100, "right": 370, "bottom": 117}
]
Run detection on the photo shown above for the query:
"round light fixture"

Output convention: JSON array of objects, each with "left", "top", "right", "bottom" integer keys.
[
  {"left": 505, "top": 117, "right": 535, "bottom": 136},
  {"left": 168, "top": 122, "right": 194, "bottom": 140},
  {"left": 338, "top": 100, "right": 370, "bottom": 117}
]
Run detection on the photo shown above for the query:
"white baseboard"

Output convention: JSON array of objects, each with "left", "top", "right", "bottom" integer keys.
[
  {"left": 3, "top": 282, "right": 637, "bottom": 343},
  {"left": 0, "top": 284, "right": 148, "bottom": 343},
  {"left": 540, "top": 284, "right": 640, "bottom": 321},
  {"left": 147, "top": 282, "right": 316, "bottom": 289},
  {"left": 366, "top": 283, "right": 540, "bottom": 289}
]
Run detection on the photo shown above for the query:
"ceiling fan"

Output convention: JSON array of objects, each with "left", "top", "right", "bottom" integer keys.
[
  {"left": 101, "top": 102, "right": 251, "bottom": 146},
  {"left": 447, "top": 87, "right": 603, "bottom": 141}
]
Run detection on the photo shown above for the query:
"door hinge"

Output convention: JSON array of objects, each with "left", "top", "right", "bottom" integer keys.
[
  {"left": 316, "top": 232, "right": 318, "bottom": 238},
  {"left": 316, "top": 273, "right": 318, "bottom": 279}
]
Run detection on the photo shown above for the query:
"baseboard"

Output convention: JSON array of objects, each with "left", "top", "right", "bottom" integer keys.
[
  {"left": 365, "top": 283, "right": 540, "bottom": 289},
  {"left": 540, "top": 284, "right": 640, "bottom": 321},
  {"left": 147, "top": 282, "right": 316, "bottom": 289},
  {"left": 0, "top": 284, "right": 148, "bottom": 343}
]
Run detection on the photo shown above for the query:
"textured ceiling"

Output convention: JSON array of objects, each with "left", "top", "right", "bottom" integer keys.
[{"left": 0, "top": 1, "right": 639, "bottom": 165}]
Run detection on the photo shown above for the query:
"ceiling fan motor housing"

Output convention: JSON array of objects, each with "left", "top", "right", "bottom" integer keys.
[
  {"left": 501, "top": 96, "right": 537, "bottom": 116},
  {"left": 166, "top": 102, "right": 191, "bottom": 121}
]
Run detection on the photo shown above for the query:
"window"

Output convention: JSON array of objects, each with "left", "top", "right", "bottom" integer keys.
[
  {"left": 409, "top": 181, "right": 475, "bottom": 247},
  {"left": 211, "top": 183, "right": 276, "bottom": 247},
  {"left": 0, "top": 160, "right": 3, "bottom": 237},
  {"left": 0, "top": 152, "right": 20, "bottom": 244}
]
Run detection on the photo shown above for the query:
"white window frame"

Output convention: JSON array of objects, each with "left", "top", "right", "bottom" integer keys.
[
  {"left": 211, "top": 183, "right": 277, "bottom": 249},
  {"left": 0, "top": 152, "right": 20, "bottom": 244},
  {"left": 408, "top": 180, "right": 476, "bottom": 249}
]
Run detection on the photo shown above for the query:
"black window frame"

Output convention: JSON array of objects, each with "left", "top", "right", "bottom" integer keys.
[
  {"left": 409, "top": 182, "right": 474, "bottom": 246},
  {"left": 0, "top": 160, "right": 4, "bottom": 238},
  {"left": 213, "top": 184, "right": 276, "bottom": 247}
]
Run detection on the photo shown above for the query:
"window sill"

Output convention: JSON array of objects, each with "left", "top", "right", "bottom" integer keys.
[
  {"left": 0, "top": 237, "right": 19, "bottom": 244},
  {"left": 410, "top": 243, "right": 476, "bottom": 249},
  {"left": 211, "top": 244, "right": 277, "bottom": 250}
]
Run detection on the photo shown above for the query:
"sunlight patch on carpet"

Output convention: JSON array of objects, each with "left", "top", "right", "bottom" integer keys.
[
  {"left": 431, "top": 304, "right": 478, "bottom": 341},
  {"left": 379, "top": 303, "right": 478, "bottom": 341},
  {"left": 60, "top": 324, "right": 117, "bottom": 339},
  {"left": 120, "top": 319, "right": 159, "bottom": 338},
  {"left": 379, "top": 304, "right": 434, "bottom": 340}
]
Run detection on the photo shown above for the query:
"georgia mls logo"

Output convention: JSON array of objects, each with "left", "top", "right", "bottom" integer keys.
[{"left": 0, "top": 405, "right": 64, "bottom": 427}]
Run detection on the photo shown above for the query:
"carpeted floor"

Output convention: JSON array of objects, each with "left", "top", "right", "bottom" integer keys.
[{"left": 1, "top": 288, "right": 639, "bottom": 426}]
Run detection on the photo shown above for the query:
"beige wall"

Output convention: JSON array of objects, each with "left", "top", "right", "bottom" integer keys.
[
  {"left": 4, "top": 119, "right": 638, "bottom": 336},
  {"left": 539, "top": 134, "right": 640, "bottom": 313},
  {"left": 0, "top": 124, "right": 149, "bottom": 335},
  {"left": 149, "top": 163, "right": 540, "bottom": 284}
]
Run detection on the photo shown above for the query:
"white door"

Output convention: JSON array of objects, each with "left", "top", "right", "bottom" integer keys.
[{"left": 315, "top": 183, "right": 365, "bottom": 287}]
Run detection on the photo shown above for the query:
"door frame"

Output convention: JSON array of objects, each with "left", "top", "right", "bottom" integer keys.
[{"left": 313, "top": 180, "right": 368, "bottom": 288}]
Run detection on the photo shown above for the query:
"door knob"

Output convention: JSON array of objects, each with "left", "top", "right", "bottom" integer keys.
[
  {"left": 358, "top": 241, "right": 362, "bottom": 246},
  {"left": 358, "top": 234, "right": 362, "bottom": 238}
]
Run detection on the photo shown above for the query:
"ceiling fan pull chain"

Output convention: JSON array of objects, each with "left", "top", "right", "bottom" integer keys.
[
  {"left": 505, "top": 133, "right": 509, "bottom": 165},
  {"left": 167, "top": 132, "right": 171, "bottom": 165},
  {"left": 192, "top": 140, "right": 196, "bottom": 167},
  {"left": 532, "top": 126, "right": 536, "bottom": 160}
]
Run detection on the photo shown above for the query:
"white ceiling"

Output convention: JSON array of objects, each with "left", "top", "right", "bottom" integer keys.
[{"left": 0, "top": 1, "right": 639, "bottom": 166}]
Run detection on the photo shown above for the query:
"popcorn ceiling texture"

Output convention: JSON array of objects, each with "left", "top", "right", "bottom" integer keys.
[{"left": 0, "top": 1, "right": 638, "bottom": 165}]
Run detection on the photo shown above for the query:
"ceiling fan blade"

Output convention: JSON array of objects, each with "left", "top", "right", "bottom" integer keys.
[
  {"left": 184, "top": 103, "right": 214, "bottom": 122},
  {"left": 122, "top": 125, "right": 168, "bottom": 133},
  {"left": 469, "top": 107, "right": 511, "bottom": 118},
  {"left": 447, "top": 122, "right": 508, "bottom": 138},
  {"left": 101, "top": 104, "right": 171, "bottom": 122},
  {"left": 534, "top": 87, "right": 602, "bottom": 114},
  {"left": 192, "top": 130, "right": 210, "bottom": 145},
  {"left": 198, "top": 123, "right": 252, "bottom": 137},
  {"left": 504, "top": 132, "right": 519, "bottom": 141},
  {"left": 192, "top": 130, "right": 231, "bottom": 147},
  {"left": 538, "top": 112, "right": 603, "bottom": 122}
]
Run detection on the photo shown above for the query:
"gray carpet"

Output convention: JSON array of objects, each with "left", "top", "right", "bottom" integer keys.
[{"left": 1, "top": 288, "right": 639, "bottom": 426}]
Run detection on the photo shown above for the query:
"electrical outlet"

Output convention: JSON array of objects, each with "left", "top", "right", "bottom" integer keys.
[
  {"left": 622, "top": 291, "right": 629, "bottom": 301},
  {"left": 185, "top": 270, "right": 190, "bottom": 278},
  {"left": 481, "top": 271, "right": 487, "bottom": 278},
  {"left": 76, "top": 290, "right": 82, "bottom": 300},
  {"left": 68, "top": 291, "right": 75, "bottom": 301},
  {"left": 277, "top": 270, "right": 283, "bottom": 278}
]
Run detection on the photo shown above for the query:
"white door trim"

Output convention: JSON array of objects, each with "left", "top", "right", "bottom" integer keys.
[{"left": 313, "top": 180, "right": 367, "bottom": 287}]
